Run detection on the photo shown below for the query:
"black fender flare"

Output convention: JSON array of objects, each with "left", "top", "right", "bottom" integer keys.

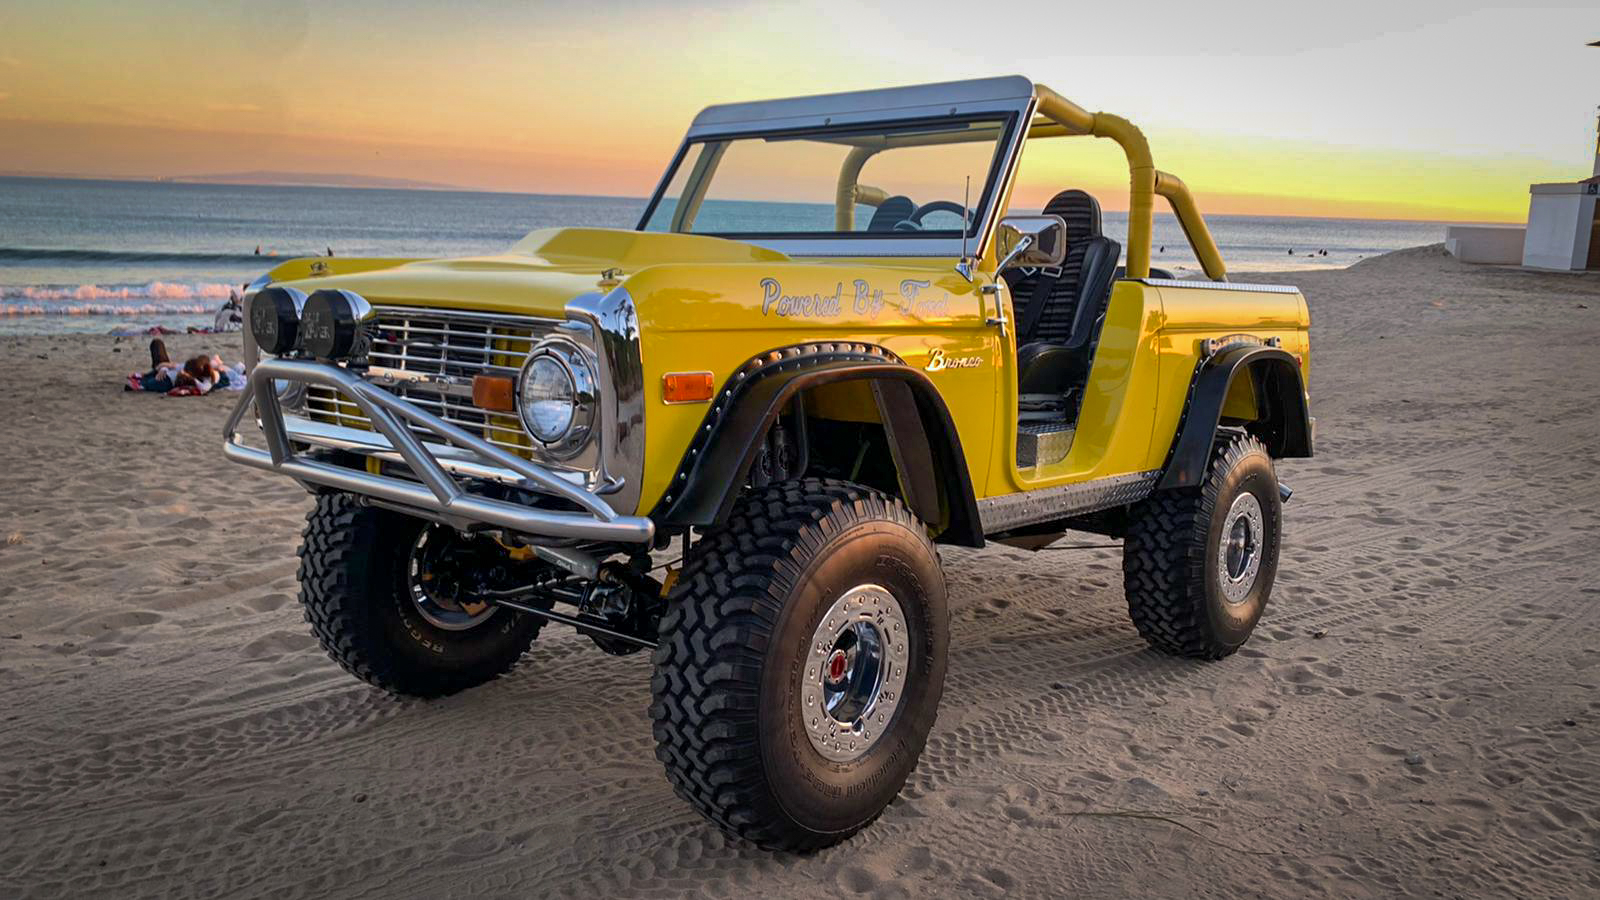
[
  {"left": 1158, "top": 344, "right": 1313, "bottom": 490},
  {"left": 652, "top": 343, "right": 984, "bottom": 547}
]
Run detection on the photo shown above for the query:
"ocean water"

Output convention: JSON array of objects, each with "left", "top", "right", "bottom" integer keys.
[{"left": 0, "top": 176, "right": 1448, "bottom": 335}]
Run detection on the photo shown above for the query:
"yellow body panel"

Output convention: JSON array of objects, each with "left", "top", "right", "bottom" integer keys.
[
  {"left": 984, "top": 280, "right": 1163, "bottom": 494},
  {"left": 252, "top": 80, "right": 1314, "bottom": 524},
  {"left": 263, "top": 224, "right": 1311, "bottom": 518},
  {"left": 1148, "top": 285, "right": 1313, "bottom": 456},
  {"left": 622, "top": 261, "right": 999, "bottom": 509}
]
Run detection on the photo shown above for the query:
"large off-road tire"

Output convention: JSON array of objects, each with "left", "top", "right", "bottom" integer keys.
[
  {"left": 297, "top": 493, "right": 543, "bottom": 698},
  {"left": 1123, "top": 433, "right": 1281, "bottom": 659},
  {"left": 649, "top": 479, "right": 949, "bottom": 851}
]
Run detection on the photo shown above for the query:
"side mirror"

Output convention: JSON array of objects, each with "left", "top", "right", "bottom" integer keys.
[{"left": 994, "top": 214, "right": 1068, "bottom": 272}]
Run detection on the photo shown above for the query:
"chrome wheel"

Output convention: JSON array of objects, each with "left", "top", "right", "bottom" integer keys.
[
  {"left": 407, "top": 526, "right": 497, "bottom": 631},
  {"left": 1217, "top": 492, "right": 1264, "bottom": 604},
  {"left": 801, "top": 584, "right": 910, "bottom": 763}
]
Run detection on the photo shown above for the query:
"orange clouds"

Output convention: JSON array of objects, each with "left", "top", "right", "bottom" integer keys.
[{"left": 1, "top": 1, "right": 1589, "bottom": 223}]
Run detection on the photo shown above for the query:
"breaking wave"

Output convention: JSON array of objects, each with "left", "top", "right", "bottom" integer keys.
[{"left": 0, "top": 281, "right": 236, "bottom": 315}]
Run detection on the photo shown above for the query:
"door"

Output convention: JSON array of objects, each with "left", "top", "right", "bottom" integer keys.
[{"left": 1588, "top": 202, "right": 1600, "bottom": 270}]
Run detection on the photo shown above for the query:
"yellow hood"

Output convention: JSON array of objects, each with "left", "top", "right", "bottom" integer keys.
[{"left": 263, "top": 227, "right": 789, "bottom": 319}]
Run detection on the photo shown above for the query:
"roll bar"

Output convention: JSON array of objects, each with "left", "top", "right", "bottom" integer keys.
[
  {"left": 1032, "top": 85, "right": 1227, "bottom": 281},
  {"left": 1152, "top": 171, "right": 1226, "bottom": 281},
  {"left": 835, "top": 146, "right": 888, "bottom": 231}
]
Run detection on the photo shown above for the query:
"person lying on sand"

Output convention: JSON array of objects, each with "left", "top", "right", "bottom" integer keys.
[
  {"left": 125, "top": 339, "right": 184, "bottom": 392},
  {"left": 122, "top": 350, "right": 218, "bottom": 395},
  {"left": 205, "top": 354, "right": 248, "bottom": 391},
  {"left": 123, "top": 340, "right": 249, "bottom": 395},
  {"left": 163, "top": 356, "right": 215, "bottom": 395}
]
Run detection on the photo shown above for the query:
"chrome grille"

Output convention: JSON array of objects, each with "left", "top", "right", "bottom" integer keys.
[{"left": 304, "top": 306, "right": 562, "bottom": 456}]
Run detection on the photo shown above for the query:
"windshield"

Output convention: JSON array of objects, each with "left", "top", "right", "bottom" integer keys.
[{"left": 638, "top": 116, "right": 1015, "bottom": 241}]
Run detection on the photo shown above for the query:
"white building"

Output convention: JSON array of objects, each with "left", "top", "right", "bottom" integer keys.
[
  {"left": 1522, "top": 176, "right": 1598, "bottom": 270},
  {"left": 1520, "top": 44, "right": 1600, "bottom": 272}
]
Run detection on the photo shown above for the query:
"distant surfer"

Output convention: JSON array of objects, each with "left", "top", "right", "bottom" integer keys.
[
  {"left": 326, "top": 247, "right": 334, "bottom": 257},
  {"left": 254, "top": 245, "right": 261, "bottom": 256}
]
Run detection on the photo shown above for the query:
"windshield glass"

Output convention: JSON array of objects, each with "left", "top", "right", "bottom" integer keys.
[{"left": 639, "top": 116, "right": 1013, "bottom": 240}]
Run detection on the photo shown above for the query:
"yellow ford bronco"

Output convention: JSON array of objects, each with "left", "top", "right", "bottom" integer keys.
[{"left": 227, "top": 76, "right": 1312, "bottom": 851}]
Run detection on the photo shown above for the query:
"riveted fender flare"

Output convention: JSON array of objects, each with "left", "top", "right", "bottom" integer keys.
[
  {"left": 1158, "top": 345, "right": 1313, "bottom": 490},
  {"left": 652, "top": 343, "right": 984, "bottom": 547}
]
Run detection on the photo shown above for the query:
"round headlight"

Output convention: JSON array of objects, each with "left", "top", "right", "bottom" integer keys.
[
  {"left": 249, "top": 286, "right": 307, "bottom": 355},
  {"left": 518, "top": 342, "right": 596, "bottom": 456},
  {"left": 300, "top": 289, "right": 375, "bottom": 360},
  {"left": 521, "top": 356, "right": 575, "bottom": 440}
]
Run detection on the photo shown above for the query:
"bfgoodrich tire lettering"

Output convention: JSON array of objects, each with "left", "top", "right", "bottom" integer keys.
[
  {"left": 1123, "top": 434, "right": 1281, "bottom": 659},
  {"left": 297, "top": 493, "right": 543, "bottom": 698},
  {"left": 649, "top": 479, "right": 948, "bottom": 851}
]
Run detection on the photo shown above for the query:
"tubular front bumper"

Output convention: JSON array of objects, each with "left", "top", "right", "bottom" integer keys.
[{"left": 223, "top": 358, "right": 655, "bottom": 544}]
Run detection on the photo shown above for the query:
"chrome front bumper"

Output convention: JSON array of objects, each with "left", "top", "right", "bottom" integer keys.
[{"left": 223, "top": 358, "right": 655, "bottom": 544}]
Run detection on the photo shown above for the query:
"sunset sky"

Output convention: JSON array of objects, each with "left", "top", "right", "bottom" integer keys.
[{"left": 1, "top": 1, "right": 1595, "bottom": 222}]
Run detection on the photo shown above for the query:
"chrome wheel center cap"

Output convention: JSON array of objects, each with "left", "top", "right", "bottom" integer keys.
[
  {"left": 800, "top": 584, "right": 910, "bottom": 763},
  {"left": 1217, "top": 492, "right": 1265, "bottom": 604},
  {"left": 826, "top": 648, "right": 850, "bottom": 684}
]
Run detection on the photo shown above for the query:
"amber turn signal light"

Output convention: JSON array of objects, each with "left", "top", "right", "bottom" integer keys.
[
  {"left": 662, "top": 371, "right": 715, "bottom": 404},
  {"left": 472, "top": 374, "right": 517, "bottom": 412}
]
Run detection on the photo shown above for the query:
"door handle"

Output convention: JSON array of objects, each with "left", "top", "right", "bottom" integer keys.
[{"left": 981, "top": 283, "right": 1008, "bottom": 338}]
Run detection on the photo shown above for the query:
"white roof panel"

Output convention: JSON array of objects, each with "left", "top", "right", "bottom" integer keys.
[{"left": 687, "top": 75, "right": 1036, "bottom": 138}]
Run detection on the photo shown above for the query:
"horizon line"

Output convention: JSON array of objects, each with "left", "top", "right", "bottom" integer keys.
[{"left": 0, "top": 171, "right": 1514, "bottom": 228}]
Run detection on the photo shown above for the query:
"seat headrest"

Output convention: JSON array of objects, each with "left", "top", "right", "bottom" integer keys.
[
  {"left": 1041, "top": 189, "right": 1102, "bottom": 241},
  {"left": 866, "top": 195, "right": 916, "bottom": 232}
]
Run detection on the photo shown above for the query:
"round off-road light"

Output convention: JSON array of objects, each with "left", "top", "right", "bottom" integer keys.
[
  {"left": 248, "top": 286, "right": 307, "bottom": 355},
  {"left": 300, "top": 289, "right": 375, "bottom": 360}
]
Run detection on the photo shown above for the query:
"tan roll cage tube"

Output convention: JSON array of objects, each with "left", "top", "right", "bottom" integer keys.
[
  {"left": 1031, "top": 85, "right": 1226, "bottom": 281},
  {"left": 835, "top": 146, "right": 887, "bottom": 231},
  {"left": 827, "top": 88, "right": 1226, "bottom": 279},
  {"left": 830, "top": 126, "right": 1009, "bottom": 231}
]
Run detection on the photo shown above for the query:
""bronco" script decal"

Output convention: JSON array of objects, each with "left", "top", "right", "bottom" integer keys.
[{"left": 924, "top": 348, "right": 983, "bottom": 371}]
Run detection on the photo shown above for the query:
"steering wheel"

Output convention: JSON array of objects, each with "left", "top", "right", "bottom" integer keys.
[{"left": 908, "top": 200, "right": 972, "bottom": 228}]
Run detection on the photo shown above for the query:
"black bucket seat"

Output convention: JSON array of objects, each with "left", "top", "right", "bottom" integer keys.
[{"left": 1004, "top": 190, "right": 1121, "bottom": 409}]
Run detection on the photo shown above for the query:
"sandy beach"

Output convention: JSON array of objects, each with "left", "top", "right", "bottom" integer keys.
[{"left": 1, "top": 245, "right": 1597, "bottom": 898}]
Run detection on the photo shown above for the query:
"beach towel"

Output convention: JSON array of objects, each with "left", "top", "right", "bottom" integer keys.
[{"left": 109, "top": 325, "right": 183, "bottom": 337}]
